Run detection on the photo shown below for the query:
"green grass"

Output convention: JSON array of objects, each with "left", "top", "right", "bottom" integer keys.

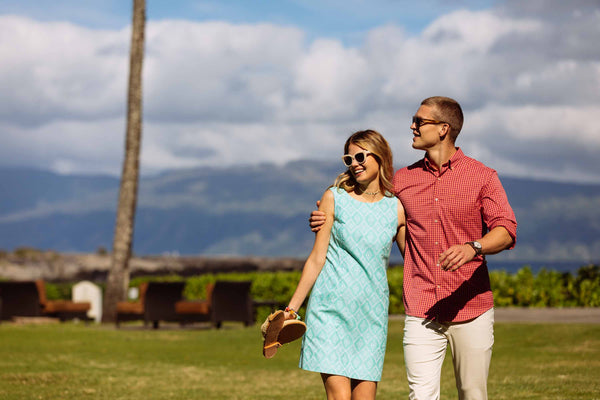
[{"left": 0, "top": 320, "right": 598, "bottom": 399}]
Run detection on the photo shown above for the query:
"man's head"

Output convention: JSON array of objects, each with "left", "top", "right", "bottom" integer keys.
[{"left": 419, "top": 96, "right": 463, "bottom": 142}]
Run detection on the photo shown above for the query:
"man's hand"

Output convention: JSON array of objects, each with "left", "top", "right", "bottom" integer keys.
[
  {"left": 309, "top": 200, "right": 326, "bottom": 232},
  {"left": 438, "top": 244, "right": 477, "bottom": 271}
]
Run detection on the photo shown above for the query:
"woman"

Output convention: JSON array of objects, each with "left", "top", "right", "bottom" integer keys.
[{"left": 285, "top": 129, "right": 405, "bottom": 400}]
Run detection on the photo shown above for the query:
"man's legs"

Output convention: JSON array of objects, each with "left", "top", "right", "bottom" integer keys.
[
  {"left": 447, "top": 308, "right": 495, "bottom": 400},
  {"left": 403, "top": 316, "right": 449, "bottom": 400}
]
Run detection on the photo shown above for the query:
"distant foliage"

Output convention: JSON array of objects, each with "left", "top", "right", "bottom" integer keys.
[
  {"left": 490, "top": 264, "right": 600, "bottom": 307},
  {"left": 387, "top": 267, "right": 405, "bottom": 315},
  {"left": 40, "top": 264, "right": 599, "bottom": 318}
]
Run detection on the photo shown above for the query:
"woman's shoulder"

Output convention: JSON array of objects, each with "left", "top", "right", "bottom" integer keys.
[
  {"left": 327, "top": 186, "right": 348, "bottom": 198},
  {"left": 324, "top": 187, "right": 337, "bottom": 198},
  {"left": 319, "top": 187, "right": 336, "bottom": 214}
]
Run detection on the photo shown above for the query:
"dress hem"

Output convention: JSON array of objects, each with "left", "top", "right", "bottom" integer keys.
[{"left": 299, "top": 366, "right": 381, "bottom": 383}]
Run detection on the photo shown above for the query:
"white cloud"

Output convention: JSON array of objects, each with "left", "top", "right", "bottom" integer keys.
[
  {"left": 463, "top": 105, "right": 600, "bottom": 183},
  {"left": 0, "top": 1, "right": 599, "bottom": 183},
  {"left": 0, "top": 16, "right": 128, "bottom": 126}
]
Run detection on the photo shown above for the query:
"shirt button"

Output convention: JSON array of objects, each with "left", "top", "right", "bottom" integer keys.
[
  {"left": 434, "top": 219, "right": 438, "bottom": 223},
  {"left": 435, "top": 241, "right": 438, "bottom": 245},
  {"left": 434, "top": 198, "right": 438, "bottom": 201}
]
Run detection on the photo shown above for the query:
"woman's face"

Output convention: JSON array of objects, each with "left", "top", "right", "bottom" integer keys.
[{"left": 346, "top": 143, "right": 380, "bottom": 186}]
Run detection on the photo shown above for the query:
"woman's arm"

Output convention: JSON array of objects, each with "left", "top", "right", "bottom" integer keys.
[{"left": 286, "top": 189, "right": 335, "bottom": 316}]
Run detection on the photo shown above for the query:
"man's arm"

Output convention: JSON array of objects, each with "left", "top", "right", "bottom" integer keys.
[
  {"left": 309, "top": 201, "right": 326, "bottom": 232},
  {"left": 438, "top": 226, "right": 513, "bottom": 271}
]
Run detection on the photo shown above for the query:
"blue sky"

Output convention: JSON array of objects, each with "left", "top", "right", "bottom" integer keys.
[
  {"left": 1, "top": 0, "right": 599, "bottom": 183},
  {"left": 0, "top": 0, "right": 496, "bottom": 37}
]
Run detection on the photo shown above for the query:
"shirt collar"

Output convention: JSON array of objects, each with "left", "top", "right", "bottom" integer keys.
[{"left": 423, "top": 147, "right": 465, "bottom": 175}]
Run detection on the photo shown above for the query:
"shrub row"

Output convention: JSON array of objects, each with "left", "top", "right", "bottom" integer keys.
[
  {"left": 131, "top": 264, "right": 600, "bottom": 318},
  {"left": 43, "top": 264, "right": 600, "bottom": 321},
  {"left": 490, "top": 264, "right": 600, "bottom": 307}
]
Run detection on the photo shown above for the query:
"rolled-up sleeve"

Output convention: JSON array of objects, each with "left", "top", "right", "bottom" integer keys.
[{"left": 481, "top": 171, "right": 517, "bottom": 248}]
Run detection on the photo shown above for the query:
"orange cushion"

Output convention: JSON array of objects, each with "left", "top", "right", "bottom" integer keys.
[
  {"left": 44, "top": 300, "right": 90, "bottom": 313},
  {"left": 175, "top": 300, "right": 210, "bottom": 315},
  {"left": 116, "top": 301, "right": 143, "bottom": 314}
]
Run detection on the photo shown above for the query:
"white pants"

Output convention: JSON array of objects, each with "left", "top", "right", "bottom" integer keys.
[{"left": 403, "top": 308, "right": 494, "bottom": 400}]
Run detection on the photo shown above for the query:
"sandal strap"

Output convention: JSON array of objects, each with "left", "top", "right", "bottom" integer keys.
[{"left": 263, "top": 342, "right": 281, "bottom": 350}]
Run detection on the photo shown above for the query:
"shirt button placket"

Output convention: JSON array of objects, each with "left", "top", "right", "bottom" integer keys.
[{"left": 433, "top": 174, "right": 442, "bottom": 296}]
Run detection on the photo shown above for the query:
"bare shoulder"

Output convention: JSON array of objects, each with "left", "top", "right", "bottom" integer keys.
[{"left": 319, "top": 188, "right": 335, "bottom": 213}]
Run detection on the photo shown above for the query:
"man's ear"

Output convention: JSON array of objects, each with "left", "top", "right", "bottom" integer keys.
[{"left": 439, "top": 123, "right": 450, "bottom": 139}]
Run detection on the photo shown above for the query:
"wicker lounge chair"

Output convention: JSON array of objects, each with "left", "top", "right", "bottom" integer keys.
[
  {"left": 116, "top": 281, "right": 185, "bottom": 329},
  {"left": 211, "top": 280, "right": 254, "bottom": 328},
  {"left": 116, "top": 282, "right": 149, "bottom": 327},
  {"left": 0, "top": 281, "right": 42, "bottom": 320},
  {"left": 35, "top": 280, "right": 91, "bottom": 322},
  {"left": 0, "top": 280, "right": 91, "bottom": 322},
  {"left": 145, "top": 281, "right": 185, "bottom": 329},
  {"left": 174, "top": 283, "right": 214, "bottom": 325}
]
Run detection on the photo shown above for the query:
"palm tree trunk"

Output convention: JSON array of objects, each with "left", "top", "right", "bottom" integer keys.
[{"left": 102, "top": 0, "right": 146, "bottom": 323}]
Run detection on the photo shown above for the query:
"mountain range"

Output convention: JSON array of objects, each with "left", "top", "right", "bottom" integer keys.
[{"left": 1, "top": 163, "right": 599, "bottom": 269}]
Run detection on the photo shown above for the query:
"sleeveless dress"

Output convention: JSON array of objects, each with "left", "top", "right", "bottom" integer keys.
[{"left": 299, "top": 187, "right": 399, "bottom": 381}]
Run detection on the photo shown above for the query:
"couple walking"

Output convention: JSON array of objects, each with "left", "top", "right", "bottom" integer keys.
[{"left": 283, "top": 96, "right": 517, "bottom": 400}]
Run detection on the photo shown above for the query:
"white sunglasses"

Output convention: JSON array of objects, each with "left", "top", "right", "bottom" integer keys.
[{"left": 342, "top": 150, "right": 372, "bottom": 167}]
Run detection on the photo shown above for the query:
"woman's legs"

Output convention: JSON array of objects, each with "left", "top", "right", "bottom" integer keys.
[
  {"left": 350, "top": 379, "right": 377, "bottom": 400},
  {"left": 321, "top": 374, "right": 377, "bottom": 400}
]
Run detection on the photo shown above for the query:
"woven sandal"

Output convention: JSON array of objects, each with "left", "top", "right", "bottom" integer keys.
[
  {"left": 261, "top": 310, "right": 285, "bottom": 359},
  {"left": 278, "top": 319, "right": 306, "bottom": 345}
]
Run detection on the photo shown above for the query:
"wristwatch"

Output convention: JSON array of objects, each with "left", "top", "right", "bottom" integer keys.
[{"left": 465, "top": 241, "right": 483, "bottom": 255}]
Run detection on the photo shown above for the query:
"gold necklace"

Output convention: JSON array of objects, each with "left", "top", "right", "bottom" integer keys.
[{"left": 364, "top": 190, "right": 380, "bottom": 196}]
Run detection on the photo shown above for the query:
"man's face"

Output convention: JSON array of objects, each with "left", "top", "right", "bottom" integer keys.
[{"left": 410, "top": 105, "right": 444, "bottom": 151}]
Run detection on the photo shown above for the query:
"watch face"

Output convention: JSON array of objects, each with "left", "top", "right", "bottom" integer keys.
[{"left": 473, "top": 241, "right": 482, "bottom": 250}]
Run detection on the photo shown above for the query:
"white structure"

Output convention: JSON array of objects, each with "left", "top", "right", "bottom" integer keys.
[
  {"left": 128, "top": 286, "right": 139, "bottom": 300},
  {"left": 72, "top": 281, "right": 103, "bottom": 323}
]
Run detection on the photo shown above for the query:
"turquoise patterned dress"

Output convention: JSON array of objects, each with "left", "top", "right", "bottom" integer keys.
[{"left": 299, "top": 187, "right": 399, "bottom": 381}]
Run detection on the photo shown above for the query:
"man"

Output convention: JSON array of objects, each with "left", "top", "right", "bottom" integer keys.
[{"left": 310, "top": 96, "right": 517, "bottom": 400}]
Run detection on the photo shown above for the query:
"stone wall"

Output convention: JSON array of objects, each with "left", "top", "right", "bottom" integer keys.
[{"left": 0, "top": 252, "right": 305, "bottom": 282}]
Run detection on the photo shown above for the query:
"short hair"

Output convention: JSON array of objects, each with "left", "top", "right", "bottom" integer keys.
[
  {"left": 334, "top": 129, "right": 394, "bottom": 196},
  {"left": 421, "top": 96, "right": 464, "bottom": 141}
]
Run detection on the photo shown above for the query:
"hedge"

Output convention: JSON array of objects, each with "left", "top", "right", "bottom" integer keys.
[{"left": 42, "top": 264, "right": 600, "bottom": 322}]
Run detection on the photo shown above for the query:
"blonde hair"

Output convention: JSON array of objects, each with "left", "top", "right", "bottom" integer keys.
[
  {"left": 333, "top": 129, "right": 394, "bottom": 196},
  {"left": 421, "top": 96, "right": 464, "bottom": 141}
]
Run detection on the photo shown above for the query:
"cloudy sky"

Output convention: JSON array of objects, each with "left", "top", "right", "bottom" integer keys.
[{"left": 1, "top": 0, "right": 599, "bottom": 183}]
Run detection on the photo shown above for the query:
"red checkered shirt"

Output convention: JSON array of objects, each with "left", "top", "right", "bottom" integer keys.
[{"left": 393, "top": 148, "right": 517, "bottom": 322}]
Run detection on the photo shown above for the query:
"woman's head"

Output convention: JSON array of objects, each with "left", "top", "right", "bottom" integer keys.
[{"left": 335, "top": 129, "right": 394, "bottom": 195}]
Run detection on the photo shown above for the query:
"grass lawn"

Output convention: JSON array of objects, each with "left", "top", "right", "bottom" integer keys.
[{"left": 0, "top": 319, "right": 598, "bottom": 399}]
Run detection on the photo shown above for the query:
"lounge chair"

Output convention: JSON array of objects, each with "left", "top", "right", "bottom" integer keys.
[
  {"left": 174, "top": 283, "right": 214, "bottom": 325},
  {"left": 211, "top": 281, "right": 254, "bottom": 328},
  {"left": 116, "top": 281, "right": 185, "bottom": 329},
  {"left": 0, "top": 281, "right": 42, "bottom": 320},
  {"left": 144, "top": 281, "right": 185, "bottom": 329},
  {"left": 116, "top": 282, "right": 149, "bottom": 327},
  {"left": 35, "top": 280, "right": 91, "bottom": 322}
]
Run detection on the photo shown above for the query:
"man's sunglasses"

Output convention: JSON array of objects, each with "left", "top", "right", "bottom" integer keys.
[
  {"left": 412, "top": 116, "right": 446, "bottom": 128},
  {"left": 342, "top": 150, "right": 371, "bottom": 167}
]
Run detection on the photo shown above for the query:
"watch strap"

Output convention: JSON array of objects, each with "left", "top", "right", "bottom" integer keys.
[{"left": 465, "top": 241, "right": 482, "bottom": 255}]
